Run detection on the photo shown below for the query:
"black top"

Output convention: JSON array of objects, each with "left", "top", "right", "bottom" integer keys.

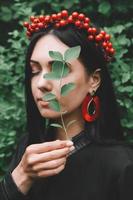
[{"left": 1, "top": 131, "right": 133, "bottom": 200}]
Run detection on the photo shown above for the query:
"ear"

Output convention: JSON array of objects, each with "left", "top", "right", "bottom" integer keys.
[{"left": 87, "top": 68, "right": 101, "bottom": 94}]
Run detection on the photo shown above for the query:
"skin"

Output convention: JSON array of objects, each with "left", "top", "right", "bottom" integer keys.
[{"left": 12, "top": 34, "right": 101, "bottom": 195}]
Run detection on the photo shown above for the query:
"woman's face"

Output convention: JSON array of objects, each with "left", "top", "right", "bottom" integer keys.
[{"left": 30, "top": 34, "right": 100, "bottom": 119}]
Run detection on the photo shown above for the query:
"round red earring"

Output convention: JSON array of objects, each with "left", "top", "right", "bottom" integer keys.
[{"left": 82, "top": 92, "right": 100, "bottom": 122}]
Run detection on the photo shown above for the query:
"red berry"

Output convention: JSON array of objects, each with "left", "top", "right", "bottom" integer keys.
[
  {"left": 84, "top": 17, "right": 90, "bottom": 23},
  {"left": 109, "top": 48, "right": 115, "bottom": 54},
  {"left": 29, "top": 27, "right": 34, "bottom": 33},
  {"left": 83, "top": 23, "right": 89, "bottom": 29},
  {"left": 107, "top": 42, "right": 112, "bottom": 48},
  {"left": 38, "top": 22, "right": 44, "bottom": 28},
  {"left": 60, "top": 20, "right": 66, "bottom": 26},
  {"left": 88, "top": 35, "right": 94, "bottom": 41},
  {"left": 55, "top": 23, "right": 60, "bottom": 28},
  {"left": 75, "top": 20, "right": 81, "bottom": 27},
  {"left": 100, "top": 30, "right": 106, "bottom": 36},
  {"left": 95, "top": 35, "right": 102, "bottom": 42},
  {"left": 102, "top": 42, "right": 108, "bottom": 48},
  {"left": 51, "top": 14, "right": 57, "bottom": 20},
  {"left": 78, "top": 13, "right": 85, "bottom": 20},
  {"left": 26, "top": 31, "right": 31, "bottom": 37},
  {"left": 99, "top": 33, "right": 103, "bottom": 38},
  {"left": 57, "top": 13, "right": 62, "bottom": 19},
  {"left": 68, "top": 16, "right": 73, "bottom": 23},
  {"left": 61, "top": 10, "right": 68, "bottom": 17},
  {"left": 45, "top": 15, "right": 51, "bottom": 23},
  {"left": 87, "top": 27, "right": 92, "bottom": 33},
  {"left": 105, "top": 34, "right": 111, "bottom": 40},
  {"left": 91, "top": 27, "right": 97, "bottom": 34},
  {"left": 39, "top": 15, "right": 45, "bottom": 22},
  {"left": 31, "top": 23, "right": 36, "bottom": 29},
  {"left": 72, "top": 12, "right": 79, "bottom": 18},
  {"left": 30, "top": 16, "right": 35, "bottom": 22},
  {"left": 34, "top": 18, "right": 39, "bottom": 23},
  {"left": 23, "top": 22, "right": 29, "bottom": 28},
  {"left": 106, "top": 47, "right": 110, "bottom": 52}
]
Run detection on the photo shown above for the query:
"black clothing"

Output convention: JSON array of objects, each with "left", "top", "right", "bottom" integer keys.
[{"left": 1, "top": 131, "right": 133, "bottom": 200}]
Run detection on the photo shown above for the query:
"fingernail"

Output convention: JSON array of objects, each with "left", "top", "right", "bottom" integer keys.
[
  {"left": 69, "top": 146, "right": 75, "bottom": 151},
  {"left": 66, "top": 140, "right": 73, "bottom": 146}
]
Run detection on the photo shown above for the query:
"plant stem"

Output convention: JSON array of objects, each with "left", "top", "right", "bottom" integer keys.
[{"left": 59, "top": 61, "right": 69, "bottom": 140}]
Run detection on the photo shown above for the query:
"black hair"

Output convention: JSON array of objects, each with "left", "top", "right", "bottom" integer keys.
[{"left": 24, "top": 24, "right": 124, "bottom": 145}]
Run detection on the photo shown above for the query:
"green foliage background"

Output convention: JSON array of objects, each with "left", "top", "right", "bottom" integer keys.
[{"left": 0, "top": 0, "right": 133, "bottom": 177}]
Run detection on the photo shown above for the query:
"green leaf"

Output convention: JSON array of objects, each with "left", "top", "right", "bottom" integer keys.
[
  {"left": 43, "top": 72, "right": 59, "bottom": 80},
  {"left": 0, "top": 6, "right": 12, "bottom": 22},
  {"left": 52, "top": 61, "right": 63, "bottom": 71},
  {"left": 121, "top": 73, "right": 130, "bottom": 83},
  {"left": 62, "top": 1, "right": 75, "bottom": 9},
  {"left": 49, "top": 51, "right": 63, "bottom": 61},
  {"left": 64, "top": 46, "right": 81, "bottom": 62},
  {"left": 50, "top": 123, "right": 63, "bottom": 129},
  {"left": 117, "top": 35, "right": 130, "bottom": 46},
  {"left": 98, "top": 2, "right": 111, "bottom": 15},
  {"left": 62, "top": 63, "right": 70, "bottom": 77},
  {"left": 44, "top": 62, "right": 69, "bottom": 80},
  {"left": 43, "top": 93, "right": 56, "bottom": 101},
  {"left": 52, "top": 61, "right": 69, "bottom": 78},
  {"left": 66, "top": 120, "right": 77, "bottom": 128},
  {"left": 116, "top": 49, "right": 128, "bottom": 59},
  {"left": 113, "top": 25, "right": 125, "bottom": 34},
  {"left": 49, "top": 99, "right": 61, "bottom": 112},
  {"left": 61, "top": 83, "right": 76, "bottom": 96}
]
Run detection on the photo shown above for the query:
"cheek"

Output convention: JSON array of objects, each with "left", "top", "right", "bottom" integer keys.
[
  {"left": 72, "top": 71, "right": 89, "bottom": 96},
  {"left": 71, "top": 83, "right": 87, "bottom": 102},
  {"left": 61, "top": 76, "right": 88, "bottom": 109}
]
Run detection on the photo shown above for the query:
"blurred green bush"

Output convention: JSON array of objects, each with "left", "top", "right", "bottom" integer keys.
[{"left": 0, "top": 0, "right": 133, "bottom": 177}]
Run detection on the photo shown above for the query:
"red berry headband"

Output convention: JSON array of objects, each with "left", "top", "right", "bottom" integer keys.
[{"left": 23, "top": 10, "right": 115, "bottom": 62}]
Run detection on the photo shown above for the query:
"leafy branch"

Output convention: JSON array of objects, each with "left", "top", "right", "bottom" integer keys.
[{"left": 43, "top": 45, "right": 81, "bottom": 139}]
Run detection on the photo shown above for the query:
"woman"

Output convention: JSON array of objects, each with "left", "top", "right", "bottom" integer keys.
[{"left": 0, "top": 10, "right": 133, "bottom": 200}]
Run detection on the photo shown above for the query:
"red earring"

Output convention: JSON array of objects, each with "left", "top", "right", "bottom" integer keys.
[{"left": 82, "top": 91, "right": 100, "bottom": 122}]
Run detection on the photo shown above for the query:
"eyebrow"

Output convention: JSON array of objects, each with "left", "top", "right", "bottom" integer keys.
[
  {"left": 30, "top": 60, "right": 72, "bottom": 70},
  {"left": 30, "top": 59, "right": 53, "bottom": 66}
]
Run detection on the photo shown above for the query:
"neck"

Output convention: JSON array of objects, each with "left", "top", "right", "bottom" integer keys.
[{"left": 55, "top": 108, "right": 85, "bottom": 140}]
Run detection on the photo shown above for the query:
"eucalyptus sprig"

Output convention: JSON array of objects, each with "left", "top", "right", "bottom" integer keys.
[{"left": 43, "top": 45, "right": 81, "bottom": 139}]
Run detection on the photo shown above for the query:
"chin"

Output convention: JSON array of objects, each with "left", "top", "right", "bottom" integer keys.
[{"left": 39, "top": 109, "right": 62, "bottom": 119}]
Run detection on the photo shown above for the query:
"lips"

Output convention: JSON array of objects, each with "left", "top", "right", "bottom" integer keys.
[
  {"left": 39, "top": 100, "right": 49, "bottom": 107},
  {"left": 37, "top": 98, "right": 49, "bottom": 107}
]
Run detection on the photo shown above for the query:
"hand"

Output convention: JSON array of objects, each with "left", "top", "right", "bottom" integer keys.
[{"left": 12, "top": 140, "right": 74, "bottom": 194}]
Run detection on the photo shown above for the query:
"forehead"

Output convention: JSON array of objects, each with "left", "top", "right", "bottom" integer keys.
[{"left": 31, "top": 34, "right": 69, "bottom": 60}]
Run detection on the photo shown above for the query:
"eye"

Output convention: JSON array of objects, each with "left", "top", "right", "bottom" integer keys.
[
  {"left": 31, "top": 70, "right": 40, "bottom": 76},
  {"left": 30, "top": 63, "right": 41, "bottom": 76}
]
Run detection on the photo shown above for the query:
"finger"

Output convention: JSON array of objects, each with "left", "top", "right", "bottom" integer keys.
[
  {"left": 36, "top": 164, "right": 65, "bottom": 178},
  {"left": 28, "top": 147, "right": 70, "bottom": 165},
  {"left": 32, "top": 157, "right": 66, "bottom": 171},
  {"left": 26, "top": 140, "right": 73, "bottom": 154}
]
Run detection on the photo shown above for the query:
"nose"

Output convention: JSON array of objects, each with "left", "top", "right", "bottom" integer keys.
[{"left": 37, "top": 71, "right": 52, "bottom": 92}]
